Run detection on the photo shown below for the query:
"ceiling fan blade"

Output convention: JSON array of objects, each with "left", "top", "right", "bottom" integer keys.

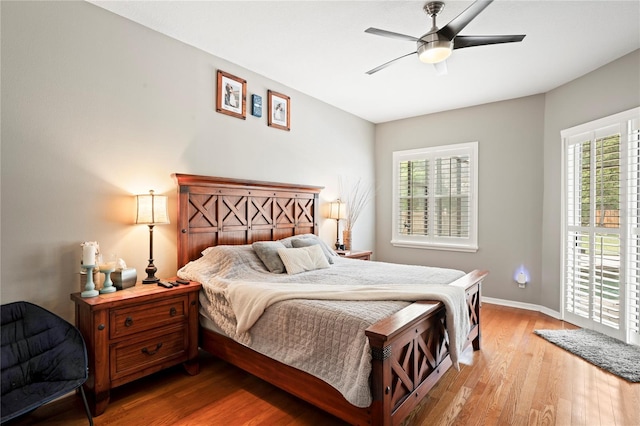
[
  {"left": 366, "top": 51, "right": 416, "bottom": 75},
  {"left": 438, "top": 0, "right": 493, "bottom": 40},
  {"left": 433, "top": 60, "right": 448, "bottom": 76},
  {"left": 365, "top": 27, "right": 419, "bottom": 42},
  {"left": 453, "top": 34, "right": 526, "bottom": 49}
]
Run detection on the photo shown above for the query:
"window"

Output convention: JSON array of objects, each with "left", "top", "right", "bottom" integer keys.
[
  {"left": 392, "top": 142, "right": 478, "bottom": 252},
  {"left": 562, "top": 107, "right": 640, "bottom": 344}
]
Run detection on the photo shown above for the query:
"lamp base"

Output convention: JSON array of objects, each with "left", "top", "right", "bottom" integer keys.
[{"left": 142, "top": 261, "right": 160, "bottom": 284}]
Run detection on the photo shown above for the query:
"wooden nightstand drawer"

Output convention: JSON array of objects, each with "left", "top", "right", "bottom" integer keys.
[
  {"left": 110, "top": 325, "right": 187, "bottom": 381},
  {"left": 110, "top": 296, "right": 187, "bottom": 339}
]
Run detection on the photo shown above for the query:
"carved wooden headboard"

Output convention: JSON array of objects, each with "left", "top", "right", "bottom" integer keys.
[{"left": 174, "top": 174, "right": 324, "bottom": 268}]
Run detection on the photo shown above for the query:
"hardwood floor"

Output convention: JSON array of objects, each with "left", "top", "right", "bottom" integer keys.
[{"left": 8, "top": 303, "right": 639, "bottom": 426}]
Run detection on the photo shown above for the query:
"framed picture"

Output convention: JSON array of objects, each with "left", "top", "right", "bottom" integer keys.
[
  {"left": 216, "top": 70, "right": 246, "bottom": 120},
  {"left": 251, "top": 94, "right": 262, "bottom": 117},
  {"left": 267, "top": 90, "right": 290, "bottom": 131}
]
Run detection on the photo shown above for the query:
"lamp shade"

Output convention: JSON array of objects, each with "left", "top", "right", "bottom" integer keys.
[
  {"left": 328, "top": 200, "right": 346, "bottom": 220},
  {"left": 136, "top": 190, "right": 169, "bottom": 225}
]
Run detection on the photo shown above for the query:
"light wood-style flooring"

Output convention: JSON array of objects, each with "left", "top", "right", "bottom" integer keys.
[{"left": 8, "top": 303, "right": 639, "bottom": 426}]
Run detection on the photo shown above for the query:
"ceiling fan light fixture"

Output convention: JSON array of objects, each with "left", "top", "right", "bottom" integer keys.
[
  {"left": 417, "top": 41, "right": 452, "bottom": 64},
  {"left": 364, "top": 0, "right": 526, "bottom": 74}
]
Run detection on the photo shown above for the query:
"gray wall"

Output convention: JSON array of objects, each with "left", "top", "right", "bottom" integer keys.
[
  {"left": 541, "top": 50, "right": 640, "bottom": 311},
  {"left": 2, "top": 0, "right": 638, "bottom": 321},
  {"left": 375, "top": 95, "right": 545, "bottom": 305},
  {"left": 0, "top": 1, "right": 375, "bottom": 320},
  {"left": 375, "top": 49, "right": 640, "bottom": 312}
]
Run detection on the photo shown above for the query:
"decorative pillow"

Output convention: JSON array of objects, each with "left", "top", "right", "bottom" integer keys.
[
  {"left": 291, "top": 238, "right": 336, "bottom": 264},
  {"left": 252, "top": 241, "right": 287, "bottom": 273},
  {"left": 280, "top": 234, "right": 337, "bottom": 264},
  {"left": 277, "top": 244, "right": 330, "bottom": 275}
]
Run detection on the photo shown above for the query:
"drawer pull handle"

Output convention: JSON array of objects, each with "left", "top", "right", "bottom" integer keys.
[
  {"left": 124, "top": 317, "right": 133, "bottom": 327},
  {"left": 141, "top": 343, "right": 163, "bottom": 356},
  {"left": 170, "top": 307, "right": 177, "bottom": 317}
]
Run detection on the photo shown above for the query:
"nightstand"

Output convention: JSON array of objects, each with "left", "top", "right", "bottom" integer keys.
[
  {"left": 70, "top": 280, "right": 201, "bottom": 416},
  {"left": 336, "top": 250, "right": 373, "bottom": 260}
]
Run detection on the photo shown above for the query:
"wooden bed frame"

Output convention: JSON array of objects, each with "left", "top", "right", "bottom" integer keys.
[{"left": 174, "top": 173, "right": 487, "bottom": 426}]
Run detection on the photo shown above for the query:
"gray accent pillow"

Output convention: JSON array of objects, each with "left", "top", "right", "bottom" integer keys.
[
  {"left": 278, "top": 234, "right": 338, "bottom": 263},
  {"left": 252, "top": 241, "right": 287, "bottom": 273}
]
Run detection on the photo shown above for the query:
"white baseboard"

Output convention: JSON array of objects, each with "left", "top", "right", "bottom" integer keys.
[{"left": 482, "top": 297, "right": 561, "bottom": 320}]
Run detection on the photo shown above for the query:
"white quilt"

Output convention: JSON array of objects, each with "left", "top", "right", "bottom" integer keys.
[{"left": 178, "top": 244, "right": 467, "bottom": 407}]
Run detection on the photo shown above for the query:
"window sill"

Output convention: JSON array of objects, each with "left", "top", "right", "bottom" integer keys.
[{"left": 390, "top": 239, "right": 478, "bottom": 253}]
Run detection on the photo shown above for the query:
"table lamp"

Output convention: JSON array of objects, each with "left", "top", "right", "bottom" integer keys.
[
  {"left": 328, "top": 199, "right": 346, "bottom": 250},
  {"left": 136, "top": 190, "right": 169, "bottom": 284}
]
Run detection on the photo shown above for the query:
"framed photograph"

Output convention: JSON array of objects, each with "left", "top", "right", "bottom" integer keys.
[
  {"left": 216, "top": 70, "right": 246, "bottom": 119},
  {"left": 267, "top": 90, "right": 290, "bottom": 131}
]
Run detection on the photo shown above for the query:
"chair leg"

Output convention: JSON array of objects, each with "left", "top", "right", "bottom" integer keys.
[{"left": 78, "top": 386, "right": 94, "bottom": 426}]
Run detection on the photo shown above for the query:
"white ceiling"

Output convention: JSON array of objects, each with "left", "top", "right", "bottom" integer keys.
[{"left": 89, "top": 0, "right": 640, "bottom": 124}]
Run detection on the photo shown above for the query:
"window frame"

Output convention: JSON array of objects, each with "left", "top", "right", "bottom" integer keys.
[{"left": 391, "top": 141, "right": 479, "bottom": 252}]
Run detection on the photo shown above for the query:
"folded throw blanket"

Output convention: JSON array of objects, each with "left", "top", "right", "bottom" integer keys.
[{"left": 226, "top": 281, "right": 469, "bottom": 368}]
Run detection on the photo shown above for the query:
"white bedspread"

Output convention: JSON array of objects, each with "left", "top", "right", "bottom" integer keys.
[{"left": 178, "top": 244, "right": 467, "bottom": 407}]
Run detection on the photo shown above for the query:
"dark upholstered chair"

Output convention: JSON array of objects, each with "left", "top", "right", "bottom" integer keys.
[{"left": 1, "top": 301, "right": 93, "bottom": 425}]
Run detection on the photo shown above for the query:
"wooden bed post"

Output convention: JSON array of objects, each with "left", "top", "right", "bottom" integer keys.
[{"left": 369, "top": 345, "right": 392, "bottom": 426}]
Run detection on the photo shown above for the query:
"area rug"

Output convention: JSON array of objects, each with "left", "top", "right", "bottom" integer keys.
[{"left": 534, "top": 328, "right": 640, "bottom": 382}]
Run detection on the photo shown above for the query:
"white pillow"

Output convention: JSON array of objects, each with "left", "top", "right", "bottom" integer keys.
[{"left": 277, "top": 244, "right": 330, "bottom": 275}]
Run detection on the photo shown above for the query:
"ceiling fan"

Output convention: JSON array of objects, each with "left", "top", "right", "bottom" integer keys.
[{"left": 365, "top": 0, "right": 525, "bottom": 75}]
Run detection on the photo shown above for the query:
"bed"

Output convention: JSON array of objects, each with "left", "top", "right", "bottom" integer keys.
[{"left": 173, "top": 173, "right": 487, "bottom": 426}]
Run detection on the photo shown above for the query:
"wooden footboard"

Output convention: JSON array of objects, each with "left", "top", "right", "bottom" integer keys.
[
  {"left": 365, "top": 270, "right": 486, "bottom": 426},
  {"left": 199, "top": 270, "right": 486, "bottom": 426}
]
